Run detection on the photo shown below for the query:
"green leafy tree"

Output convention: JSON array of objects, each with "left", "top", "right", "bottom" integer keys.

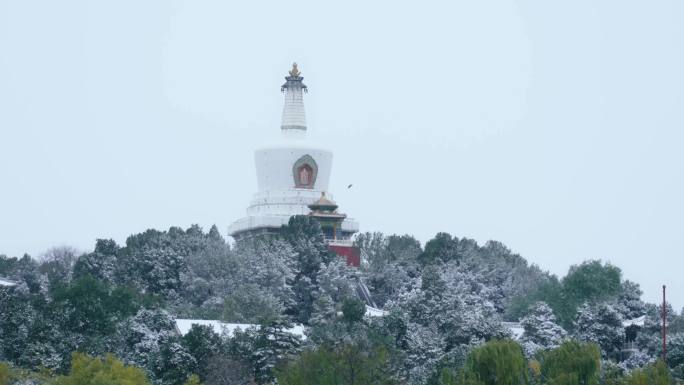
[
  {"left": 0, "top": 362, "right": 10, "bottom": 385},
  {"left": 624, "top": 360, "right": 672, "bottom": 385},
  {"left": 39, "top": 275, "right": 144, "bottom": 369},
  {"left": 540, "top": 340, "right": 601, "bottom": 385},
  {"left": 458, "top": 339, "right": 529, "bottom": 385},
  {"left": 183, "top": 374, "right": 202, "bottom": 385},
  {"left": 52, "top": 275, "right": 140, "bottom": 337},
  {"left": 557, "top": 261, "right": 622, "bottom": 327},
  {"left": 276, "top": 344, "right": 396, "bottom": 385},
  {"left": 506, "top": 278, "right": 563, "bottom": 323},
  {"left": 342, "top": 297, "right": 366, "bottom": 325},
  {"left": 418, "top": 233, "right": 459, "bottom": 266},
  {"left": 0, "top": 364, "right": 53, "bottom": 385}
]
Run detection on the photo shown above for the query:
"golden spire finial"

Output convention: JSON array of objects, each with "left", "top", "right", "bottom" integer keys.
[{"left": 289, "top": 62, "right": 301, "bottom": 77}]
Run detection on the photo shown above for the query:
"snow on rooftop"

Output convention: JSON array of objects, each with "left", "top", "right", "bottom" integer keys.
[
  {"left": 175, "top": 319, "right": 254, "bottom": 338},
  {"left": 175, "top": 306, "right": 385, "bottom": 339},
  {"left": 502, "top": 322, "right": 525, "bottom": 340},
  {"left": 287, "top": 324, "right": 306, "bottom": 338},
  {"left": 365, "top": 305, "right": 388, "bottom": 317},
  {"left": 0, "top": 277, "right": 17, "bottom": 287},
  {"left": 623, "top": 315, "right": 646, "bottom": 328},
  {"left": 174, "top": 319, "right": 306, "bottom": 339}
]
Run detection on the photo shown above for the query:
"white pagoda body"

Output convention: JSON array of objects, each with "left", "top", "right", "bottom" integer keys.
[{"left": 228, "top": 64, "right": 359, "bottom": 254}]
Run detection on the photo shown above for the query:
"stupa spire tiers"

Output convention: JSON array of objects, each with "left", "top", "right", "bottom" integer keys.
[{"left": 280, "top": 62, "right": 308, "bottom": 136}]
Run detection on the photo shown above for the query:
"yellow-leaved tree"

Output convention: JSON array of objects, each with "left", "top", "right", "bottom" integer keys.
[{"left": 54, "top": 353, "right": 151, "bottom": 385}]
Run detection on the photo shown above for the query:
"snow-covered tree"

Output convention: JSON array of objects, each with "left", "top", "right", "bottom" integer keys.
[
  {"left": 387, "top": 264, "right": 508, "bottom": 384},
  {"left": 0, "top": 284, "right": 35, "bottom": 363},
  {"left": 281, "top": 215, "right": 333, "bottom": 279},
  {"left": 151, "top": 335, "right": 197, "bottom": 385},
  {"left": 0, "top": 282, "right": 67, "bottom": 370},
  {"left": 355, "top": 232, "right": 421, "bottom": 307},
  {"left": 280, "top": 215, "right": 335, "bottom": 324},
  {"left": 617, "top": 280, "right": 646, "bottom": 321},
  {"left": 113, "top": 308, "right": 180, "bottom": 383},
  {"left": 520, "top": 301, "right": 567, "bottom": 357},
  {"left": 129, "top": 247, "right": 186, "bottom": 297},
  {"left": 0, "top": 254, "right": 43, "bottom": 293},
  {"left": 251, "top": 317, "right": 302, "bottom": 384},
  {"left": 181, "top": 324, "right": 223, "bottom": 382},
  {"left": 575, "top": 302, "right": 625, "bottom": 359},
  {"left": 316, "top": 257, "right": 357, "bottom": 303},
  {"left": 222, "top": 284, "right": 284, "bottom": 324},
  {"left": 236, "top": 238, "right": 296, "bottom": 309},
  {"left": 403, "top": 322, "right": 446, "bottom": 384},
  {"left": 73, "top": 239, "right": 119, "bottom": 284},
  {"left": 634, "top": 302, "right": 678, "bottom": 358},
  {"left": 307, "top": 292, "right": 337, "bottom": 344},
  {"left": 666, "top": 333, "right": 684, "bottom": 369},
  {"left": 619, "top": 350, "right": 655, "bottom": 372}
]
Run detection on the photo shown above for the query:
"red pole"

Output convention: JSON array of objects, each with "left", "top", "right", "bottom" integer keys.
[{"left": 662, "top": 285, "right": 667, "bottom": 363}]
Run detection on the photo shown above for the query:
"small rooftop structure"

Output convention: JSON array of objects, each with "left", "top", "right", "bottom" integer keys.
[{"left": 308, "top": 192, "right": 339, "bottom": 212}]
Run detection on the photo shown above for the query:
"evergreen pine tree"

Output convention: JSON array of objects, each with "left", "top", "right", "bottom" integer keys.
[
  {"left": 252, "top": 317, "right": 302, "bottom": 384},
  {"left": 575, "top": 302, "right": 625, "bottom": 359},
  {"left": 520, "top": 301, "right": 566, "bottom": 357}
]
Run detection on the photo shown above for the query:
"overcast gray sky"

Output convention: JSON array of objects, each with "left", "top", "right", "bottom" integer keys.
[{"left": 1, "top": 0, "right": 682, "bottom": 308}]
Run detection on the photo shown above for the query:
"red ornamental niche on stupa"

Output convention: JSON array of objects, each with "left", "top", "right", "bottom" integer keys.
[{"left": 292, "top": 155, "right": 317, "bottom": 189}]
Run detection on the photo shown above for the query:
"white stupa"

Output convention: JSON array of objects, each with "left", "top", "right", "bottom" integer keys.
[{"left": 228, "top": 63, "right": 359, "bottom": 245}]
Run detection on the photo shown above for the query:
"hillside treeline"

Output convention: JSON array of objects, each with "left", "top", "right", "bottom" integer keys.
[{"left": 1, "top": 216, "right": 684, "bottom": 384}]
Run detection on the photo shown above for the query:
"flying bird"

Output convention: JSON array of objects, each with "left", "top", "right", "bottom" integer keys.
[{"left": 347, "top": 184, "right": 353, "bottom": 189}]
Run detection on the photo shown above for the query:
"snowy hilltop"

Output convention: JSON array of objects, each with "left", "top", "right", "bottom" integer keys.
[{"left": 1, "top": 216, "right": 682, "bottom": 385}]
